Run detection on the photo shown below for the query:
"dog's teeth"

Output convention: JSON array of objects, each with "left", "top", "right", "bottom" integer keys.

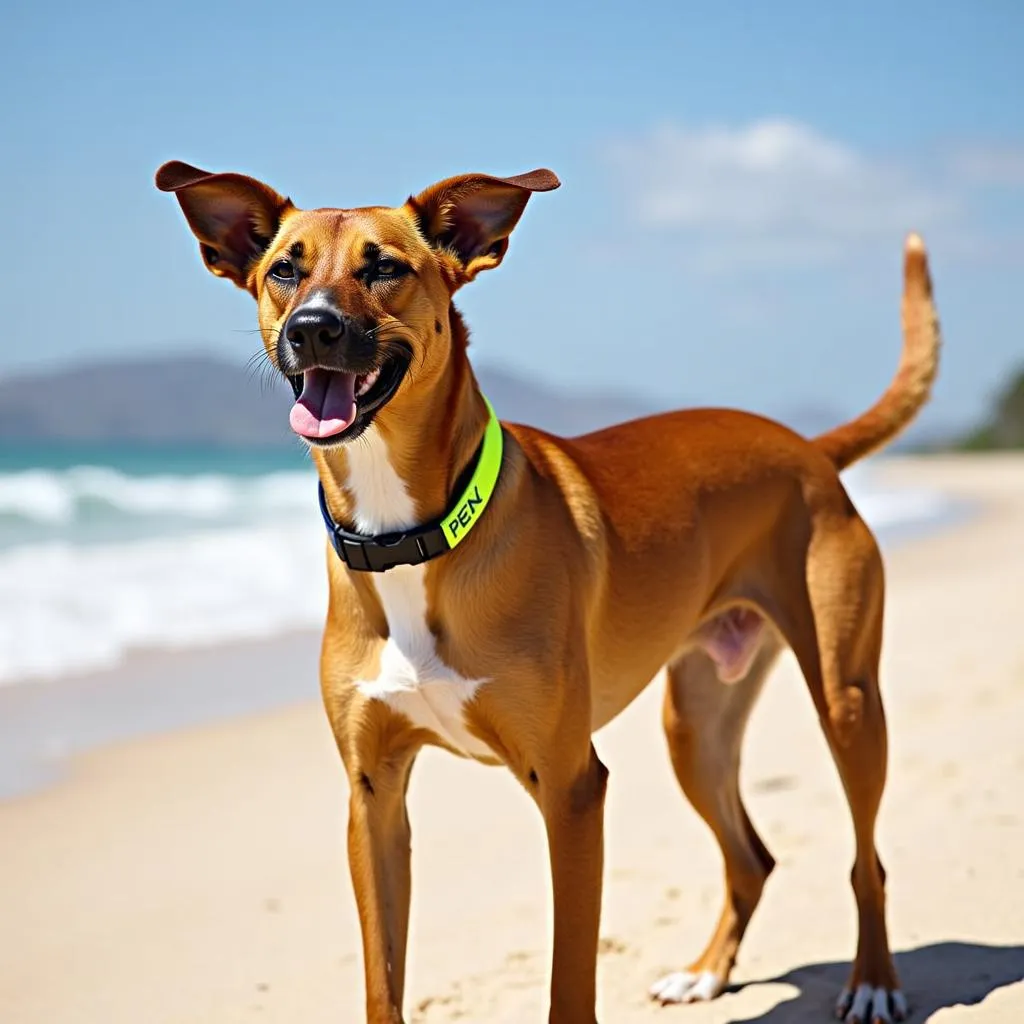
[{"left": 357, "top": 369, "right": 380, "bottom": 397}]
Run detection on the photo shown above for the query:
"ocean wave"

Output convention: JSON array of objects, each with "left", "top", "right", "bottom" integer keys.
[
  {"left": 0, "top": 522, "right": 328, "bottom": 683},
  {"left": 0, "top": 462, "right": 958, "bottom": 686},
  {"left": 841, "top": 464, "right": 952, "bottom": 533},
  {"left": 0, "top": 466, "right": 315, "bottom": 526}
]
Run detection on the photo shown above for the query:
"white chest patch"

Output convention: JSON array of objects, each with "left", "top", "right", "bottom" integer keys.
[{"left": 346, "top": 429, "right": 492, "bottom": 760}]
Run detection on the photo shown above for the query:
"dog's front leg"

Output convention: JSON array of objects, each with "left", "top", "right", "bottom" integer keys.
[
  {"left": 338, "top": 712, "right": 419, "bottom": 1024},
  {"left": 538, "top": 741, "right": 608, "bottom": 1024}
]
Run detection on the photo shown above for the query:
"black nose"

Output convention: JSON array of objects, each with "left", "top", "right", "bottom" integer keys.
[{"left": 285, "top": 307, "right": 345, "bottom": 351}]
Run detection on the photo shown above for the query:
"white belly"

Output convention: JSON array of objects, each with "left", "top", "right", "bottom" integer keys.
[{"left": 345, "top": 430, "right": 492, "bottom": 760}]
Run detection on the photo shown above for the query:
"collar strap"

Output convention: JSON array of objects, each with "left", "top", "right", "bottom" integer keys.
[{"left": 318, "top": 396, "right": 504, "bottom": 573}]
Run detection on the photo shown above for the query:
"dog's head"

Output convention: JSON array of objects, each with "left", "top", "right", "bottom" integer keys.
[{"left": 156, "top": 162, "right": 559, "bottom": 447}]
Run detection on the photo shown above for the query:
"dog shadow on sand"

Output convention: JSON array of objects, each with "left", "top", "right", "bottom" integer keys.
[{"left": 728, "top": 942, "right": 1023, "bottom": 1022}]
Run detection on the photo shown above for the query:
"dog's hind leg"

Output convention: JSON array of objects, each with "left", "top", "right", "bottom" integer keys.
[
  {"left": 650, "top": 632, "right": 781, "bottom": 1005},
  {"left": 777, "top": 511, "right": 906, "bottom": 1024}
]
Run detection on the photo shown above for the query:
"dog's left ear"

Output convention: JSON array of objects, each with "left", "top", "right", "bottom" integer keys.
[
  {"left": 406, "top": 169, "right": 560, "bottom": 283},
  {"left": 155, "top": 160, "right": 291, "bottom": 293}
]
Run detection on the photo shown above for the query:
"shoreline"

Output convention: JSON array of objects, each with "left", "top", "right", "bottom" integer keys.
[
  {"left": 0, "top": 454, "right": 984, "bottom": 803},
  {"left": 0, "top": 629, "right": 323, "bottom": 800}
]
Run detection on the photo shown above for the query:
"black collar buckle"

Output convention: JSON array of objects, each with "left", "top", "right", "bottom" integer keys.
[{"left": 317, "top": 483, "right": 450, "bottom": 573}]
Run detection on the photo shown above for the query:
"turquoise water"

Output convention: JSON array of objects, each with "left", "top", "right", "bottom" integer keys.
[
  {"left": 0, "top": 442, "right": 957, "bottom": 687},
  {"left": 0, "top": 441, "right": 308, "bottom": 475},
  {"left": 0, "top": 442, "right": 315, "bottom": 549}
]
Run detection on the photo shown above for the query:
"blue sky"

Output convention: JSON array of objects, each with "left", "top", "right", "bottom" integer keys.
[{"left": 5, "top": 0, "right": 1023, "bottom": 434}]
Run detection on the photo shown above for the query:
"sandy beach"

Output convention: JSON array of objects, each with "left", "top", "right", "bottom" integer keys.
[{"left": 2, "top": 454, "right": 1022, "bottom": 1023}]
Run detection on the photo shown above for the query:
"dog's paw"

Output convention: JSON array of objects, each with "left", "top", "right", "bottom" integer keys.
[
  {"left": 649, "top": 969, "right": 724, "bottom": 1004},
  {"left": 835, "top": 984, "right": 909, "bottom": 1023}
]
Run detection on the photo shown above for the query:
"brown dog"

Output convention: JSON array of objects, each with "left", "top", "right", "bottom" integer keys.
[{"left": 157, "top": 159, "right": 940, "bottom": 1024}]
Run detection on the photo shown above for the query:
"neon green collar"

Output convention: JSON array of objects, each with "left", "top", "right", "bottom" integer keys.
[
  {"left": 440, "top": 395, "right": 504, "bottom": 548},
  {"left": 318, "top": 395, "right": 504, "bottom": 572}
]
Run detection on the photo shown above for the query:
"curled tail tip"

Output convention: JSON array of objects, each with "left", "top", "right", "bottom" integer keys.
[
  {"left": 815, "top": 234, "right": 941, "bottom": 470},
  {"left": 903, "top": 231, "right": 933, "bottom": 296},
  {"left": 905, "top": 231, "right": 926, "bottom": 254}
]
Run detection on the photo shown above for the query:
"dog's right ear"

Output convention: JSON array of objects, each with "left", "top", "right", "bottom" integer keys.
[
  {"left": 406, "top": 168, "right": 560, "bottom": 285},
  {"left": 155, "top": 161, "right": 291, "bottom": 293}
]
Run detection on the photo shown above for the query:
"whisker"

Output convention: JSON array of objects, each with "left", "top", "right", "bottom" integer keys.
[
  {"left": 242, "top": 348, "right": 294, "bottom": 398},
  {"left": 262, "top": 363, "right": 281, "bottom": 396},
  {"left": 244, "top": 352, "right": 270, "bottom": 382}
]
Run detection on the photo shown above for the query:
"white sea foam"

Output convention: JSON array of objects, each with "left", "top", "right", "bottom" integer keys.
[
  {"left": 0, "top": 461, "right": 957, "bottom": 686},
  {"left": 0, "top": 523, "right": 328, "bottom": 682},
  {"left": 842, "top": 463, "right": 953, "bottom": 539},
  {"left": 0, "top": 466, "right": 312, "bottom": 526}
]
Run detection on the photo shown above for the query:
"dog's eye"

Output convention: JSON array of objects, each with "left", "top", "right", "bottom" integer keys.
[
  {"left": 374, "top": 257, "right": 404, "bottom": 279},
  {"left": 269, "top": 260, "right": 296, "bottom": 281}
]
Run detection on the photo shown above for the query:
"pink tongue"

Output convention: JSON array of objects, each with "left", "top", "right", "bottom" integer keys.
[{"left": 288, "top": 369, "right": 358, "bottom": 439}]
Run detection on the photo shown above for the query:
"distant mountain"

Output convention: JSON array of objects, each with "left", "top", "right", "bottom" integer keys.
[
  {"left": 0, "top": 354, "right": 659, "bottom": 446},
  {"left": 0, "top": 356, "right": 295, "bottom": 447},
  {"left": 0, "top": 352, "right": 945, "bottom": 451},
  {"left": 477, "top": 365, "right": 655, "bottom": 436}
]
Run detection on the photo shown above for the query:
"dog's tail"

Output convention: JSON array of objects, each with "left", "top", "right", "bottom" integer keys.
[{"left": 814, "top": 234, "right": 941, "bottom": 471}]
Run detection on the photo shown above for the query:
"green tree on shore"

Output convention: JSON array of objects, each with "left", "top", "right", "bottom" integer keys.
[{"left": 959, "top": 367, "right": 1024, "bottom": 450}]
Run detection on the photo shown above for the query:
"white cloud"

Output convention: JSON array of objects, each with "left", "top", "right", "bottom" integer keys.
[
  {"left": 607, "top": 119, "right": 1021, "bottom": 269},
  {"left": 949, "top": 144, "right": 1024, "bottom": 186}
]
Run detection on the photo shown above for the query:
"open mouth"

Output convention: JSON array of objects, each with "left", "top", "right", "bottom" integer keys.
[{"left": 287, "top": 345, "right": 411, "bottom": 444}]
